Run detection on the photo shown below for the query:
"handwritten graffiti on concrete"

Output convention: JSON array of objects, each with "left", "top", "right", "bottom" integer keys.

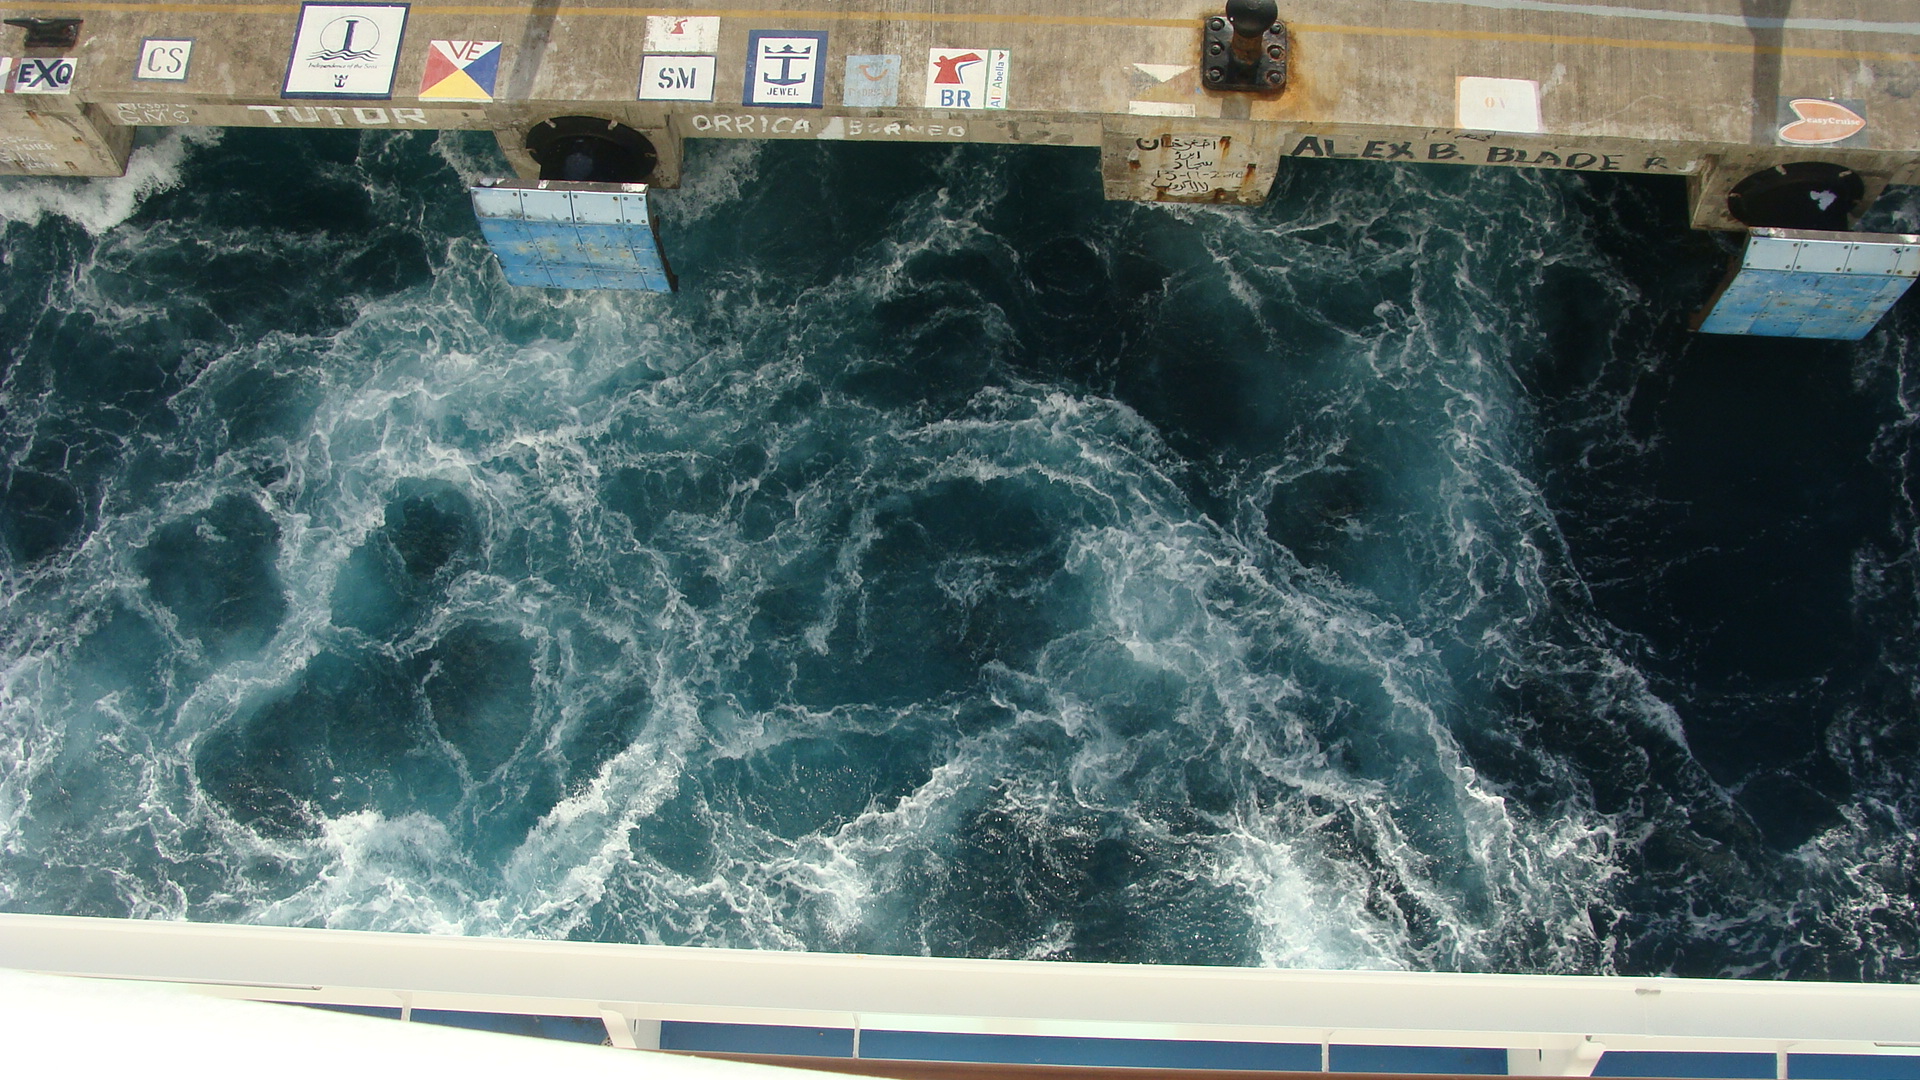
[
  {"left": 246, "top": 105, "right": 432, "bottom": 126},
  {"left": 112, "top": 102, "right": 193, "bottom": 124},
  {"left": 0, "top": 134, "right": 60, "bottom": 170},
  {"left": 104, "top": 102, "right": 478, "bottom": 128},
  {"left": 840, "top": 118, "right": 966, "bottom": 139},
  {"left": 1287, "top": 135, "right": 1666, "bottom": 172},
  {"left": 1135, "top": 134, "right": 1253, "bottom": 199},
  {"left": 690, "top": 114, "right": 969, "bottom": 140},
  {"left": 690, "top": 113, "right": 816, "bottom": 135}
]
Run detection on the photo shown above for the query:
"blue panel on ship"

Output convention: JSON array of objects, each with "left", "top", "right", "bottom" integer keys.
[
  {"left": 471, "top": 179, "right": 676, "bottom": 292},
  {"left": 1594, "top": 1052, "right": 1776, "bottom": 1078},
  {"left": 1791, "top": 1055, "right": 1920, "bottom": 1080},
  {"left": 1698, "top": 227, "right": 1918, "bottom": 340},
  {"left": 1329, "top": 1044, "right": 1508, "bottom": 1075}
]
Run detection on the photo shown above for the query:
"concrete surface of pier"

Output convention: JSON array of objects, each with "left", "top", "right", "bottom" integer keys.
[{"left": 0, "top": 0, "right": 1914, "bottom": 228}]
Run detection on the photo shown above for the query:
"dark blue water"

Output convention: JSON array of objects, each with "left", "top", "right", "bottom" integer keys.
[{"left": 2, "top": 126, "right": 1918, "bottom": 979}]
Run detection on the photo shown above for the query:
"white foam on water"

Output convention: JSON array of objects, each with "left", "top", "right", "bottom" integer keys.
[
  {"left": 430, "top": 129, "right": 510, "bottom": 187},
  {"left": 0, "top": 128, "right": 219, "bottom": 236},
  {"left": 789, "top": 746, "right": 987, "bottom": 938},
  {"left": 495, "top": 687, "right": 701, "bottom": 937},
  {"left": 657, "top": 138, "right": 765, "bottom": 223},
  {"left": 8, "top": 131, "right": 1911, "bottom": 977},
  {"left": 252, "top": 810, "right": 475, "bottom": 933}
]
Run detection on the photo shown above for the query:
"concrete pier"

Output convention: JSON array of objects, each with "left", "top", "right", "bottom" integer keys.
[{"left": 0, "top": 1, "right": 1914, "bottom": 228}]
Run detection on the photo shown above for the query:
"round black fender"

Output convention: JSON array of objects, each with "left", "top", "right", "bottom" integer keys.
[
  {"left": 524, "top": 117, "right": 659, "bottom": 184},
  {"left": 1727, "top": 162, "right": 1864, "bottom": 231}
]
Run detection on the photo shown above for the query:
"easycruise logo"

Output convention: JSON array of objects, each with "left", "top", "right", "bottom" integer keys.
[{"left": 1778, "top": 98, "right": 1866, "bottom": 145}]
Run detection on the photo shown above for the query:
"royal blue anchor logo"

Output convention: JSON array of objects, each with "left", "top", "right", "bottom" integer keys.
[
  {"left": 745, "top": 31, "right": 825, "bottom": 106},
  {"left": 758, "top": 43, "right": 813, "bottom": 86}
]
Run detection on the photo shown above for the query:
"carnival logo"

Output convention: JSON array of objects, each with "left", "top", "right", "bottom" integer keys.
[
  {"left": 931, "top": 52, "right": 982, "bottom": 84},
  {"left": 1777, "top": 98, "right": 1866, "bottom": 146}
]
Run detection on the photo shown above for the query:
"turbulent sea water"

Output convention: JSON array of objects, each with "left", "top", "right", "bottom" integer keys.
[{"left": 3, "top": 127, "right": 1920, "bottom": 980}]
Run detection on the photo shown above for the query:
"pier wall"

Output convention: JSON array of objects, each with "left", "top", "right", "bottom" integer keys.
[{"left": 0, "top": 1, "right": 1914, "bottom": 229}]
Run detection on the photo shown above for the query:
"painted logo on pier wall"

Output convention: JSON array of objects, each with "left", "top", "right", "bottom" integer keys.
[
  {"left": 644, "top": 16, "right": 719, "bottom": 54},
  {"left": 282, "top": 3, "right": 409, "bottom": 99},
  {"left": 1775, "top": 98, "right": 1868, "bottom": 148},
  {"left": 925, "top": 48, "right": 1008, "bottom": 110},
  {"left": 843, "top": 54, "right": 900, "bottom": 107},
  {"left": 745, "top": 31, "right": 825, "bottom": 108}
]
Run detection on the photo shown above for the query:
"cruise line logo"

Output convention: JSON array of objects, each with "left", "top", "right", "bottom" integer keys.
[
  {"left": 1776, "top": 97, "right": 1867, "bottom": 147},
  {"left": 644, "top": 15, "right": 719, "bottom": 54},
  {"left": 745, "top": 30, "right": 826, "bottom": 108},
  {"left": 283, "top": 2, "right": 409, "bottom": 99},
  {"left": 925, "top": 47, "right": 1008, "bottom": 109},
  {"left": 933, "top": 51, "right": 981, "bottom": 87},
  {"left": 843, "top": 53, "right": 900, "bottom": 107},
  {"left": 310, "top": 16, "right": 381, "bottom": 61}
]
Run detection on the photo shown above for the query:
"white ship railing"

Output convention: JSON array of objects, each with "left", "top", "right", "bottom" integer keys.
[{"left": 3, "top": 913, "right": 1919, "bottom": 1076}]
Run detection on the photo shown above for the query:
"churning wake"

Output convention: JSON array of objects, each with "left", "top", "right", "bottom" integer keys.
[{"left": 3, "top": 128, "right": 1919, "bottom": 979}]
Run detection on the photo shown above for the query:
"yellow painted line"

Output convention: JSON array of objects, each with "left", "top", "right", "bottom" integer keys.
[
  {"left": 23, "top": 2, "right": 295, "bottom": 10},
  {"left": 12, "top": 2, "right": 1920, "bottom": 63},
  {"left": 436, "top": 7, "right": 1194, "bottom": 26},
  {"left": 0, "top": 3, "right": 1193, "bottom": 23}
]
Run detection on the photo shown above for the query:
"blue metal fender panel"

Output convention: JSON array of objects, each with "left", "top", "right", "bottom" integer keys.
[
  {"left": 471, "top": 179, "right": 675, "bottom": 292},
  {"left": 1698, "top": 228, "right": 1918, "bottom": 340}
]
